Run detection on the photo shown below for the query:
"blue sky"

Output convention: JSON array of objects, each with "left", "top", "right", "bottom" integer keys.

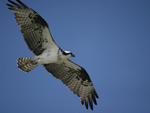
[{"left": 1, "top": 0, "right": 150, "bottom": 113}]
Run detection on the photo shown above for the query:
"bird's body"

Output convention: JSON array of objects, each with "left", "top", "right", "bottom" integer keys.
[{"left": 7, "top": 0, "right": 99, "bottom": 110}]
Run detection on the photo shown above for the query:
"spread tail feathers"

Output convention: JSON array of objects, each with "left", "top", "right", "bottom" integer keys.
[{"left": 17, "top": 57, "right": 39, "bottom": 72}]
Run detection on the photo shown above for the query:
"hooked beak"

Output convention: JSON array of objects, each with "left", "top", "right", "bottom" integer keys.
[{"left": 72, "top": 53, "right": 75, "bottom": 57}]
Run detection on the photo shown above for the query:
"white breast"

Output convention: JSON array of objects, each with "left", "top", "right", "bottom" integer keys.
[{"left": 37, "top": 47, "right": 59, "bottom": 64}]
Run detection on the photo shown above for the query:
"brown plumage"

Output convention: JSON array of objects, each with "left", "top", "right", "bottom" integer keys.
[
  {"left": 7, "top": 0, "right": 99, "bottom": 110},
  {"left": 44, "top": 60, "right": 99, "bottom": 110}
]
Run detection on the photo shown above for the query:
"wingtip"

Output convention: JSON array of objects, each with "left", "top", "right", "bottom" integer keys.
[
  {"left": 89, "top": 103, "right": 93, "bottom": 110},
  {"left": 94, "top": 88, "right": 99, "bottom": 98},
  {"left": 6, "top": 3, "right": 10, "bottom": 6},
  {"left": 81, "top": 100, "right": 84, "bottom": 105},
  {"left": 7, "top": 0, "right": 28, "bottom": 8},
  {"left": 85, "top": 103, "right": 88, "bottom": 110}
]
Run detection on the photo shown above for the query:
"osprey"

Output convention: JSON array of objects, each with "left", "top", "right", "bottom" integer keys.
[{"left": 7, "top": 0, "right": 99, "bottom": 110}]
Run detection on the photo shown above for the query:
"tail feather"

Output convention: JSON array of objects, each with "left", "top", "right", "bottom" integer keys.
[{"left": 17, "top": 57, "right": 39, "bottom": 72}]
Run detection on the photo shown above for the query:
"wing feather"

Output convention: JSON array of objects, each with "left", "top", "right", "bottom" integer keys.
[
  {"left": 7, "top": 0, "right": 99, "bottom": 110},
  {"left": 44, "top": 59, "right": 99, "bottom": 110},
  {"left": 7, "top": 0, "right": 58, "bottom": 55}
]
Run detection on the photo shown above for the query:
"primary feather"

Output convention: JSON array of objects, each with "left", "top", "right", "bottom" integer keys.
[{"left": 7, "top": 0, "right": 99, "bottom": 110}]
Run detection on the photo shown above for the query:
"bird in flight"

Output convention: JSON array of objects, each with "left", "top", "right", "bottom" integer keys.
[{"left": 7, "top": 0, "right": 99, "bottom": 110}]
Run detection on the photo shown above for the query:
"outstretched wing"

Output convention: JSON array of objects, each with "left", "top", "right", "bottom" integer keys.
[
  {"left": 44, "top": 59, "right": 99, "bottom": 110},
  {"left": 7, "top": 0, "right": 58, "bottom": 55}
]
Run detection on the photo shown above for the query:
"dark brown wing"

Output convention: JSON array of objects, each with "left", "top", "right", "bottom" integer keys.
[
  {"left": 7, "top": 0, "right": 58, "bottom": 55},
  {"left": 44, "top": 59, "right": 99, "bottom": 110}
]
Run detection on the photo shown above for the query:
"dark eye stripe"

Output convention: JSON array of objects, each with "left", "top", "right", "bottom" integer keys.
[{"left": 63, "top": 51, "right": 69, "bottom": 55}]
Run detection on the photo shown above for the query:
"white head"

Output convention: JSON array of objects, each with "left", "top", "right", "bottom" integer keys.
[{"left": 62, "top": 50, "right": 75, "bottom": 58}]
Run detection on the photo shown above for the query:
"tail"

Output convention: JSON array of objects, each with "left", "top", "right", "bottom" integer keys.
[{"left": 17, "top": 57, "right": 39, "bottom": 72}]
